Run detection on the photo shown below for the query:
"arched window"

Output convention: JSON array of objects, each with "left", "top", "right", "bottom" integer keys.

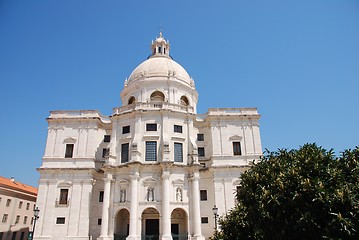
[
  {"left": 180, "top": 96, "right": 189, "bottom": 106},
  {"left": 128, "top": 96, "right": 136, "bottom": 105},
  {"left": 150, "top": 91, "right": 165, "bottom": 102}
]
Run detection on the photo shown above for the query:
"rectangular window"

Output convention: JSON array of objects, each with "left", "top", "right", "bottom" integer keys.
[
  {"left": 2, "top": 214, "right": 8, "bottom": 223},
  {"left": 56, "top": 217, "right": 66, "bottom": 224},
  {"left": 201, "top": 217, "right": 209, "bottom": 224},
  {"left": 145, "top": 141, "right": 157, "bottom": 161},
  {"left": 197, "top": 134, "right": 204, "bottom": 141},
  {"left": 122, "top": 125, "right": 130, "bottom": 134},
  {"left": 174, "top": 125, "right": 182, "bottom": 133},
  {"left": 174, "top": 143, "right": 183, "bottom": 162},
  {"left": 20, "top": 232, "right": 25, "bottom": 240},
  {"left": 59, "top": 189, "right": 69, "bottom": 204},
  {"left": 99, "top": 191, "right": 104, "bottom": 202},
  {"left": 23, "top": 216, "right": 28, "bottom": 224},
  {"left": 233, "top": 142, "right": 242, "bottom": 156},
  {"left": 26, "top": 203, "right": 30, "bottom": 210},
  {"left": 198, "top": 147, "right": 205, "bottom": 157},
  {"left": 102, "top": 148, "right": 110, "bottom": 158},
  {"left": 104, "top": 135, "right": 111, "bottom": 142},
  {"left": 65, "top": 144, "right": 74, "bottom": 158},
  {"left": 121, "top": 143, "right": 129, "bottom": 163},
  {"left": 6, "top": 199, "right": 11, "bottom": 207},
  {"left": 200, "top": 190, "right": 207, "bottom": 201},
  {"left": 19, "top": 201, "right": 23, "bottom": 209},
  {"left": 146, "top": 123, "right": 157, "bottom": 131},
  {"left": 15, "top": 215, "right": 20, "bottom": 224},
  {"left": 98, "top": 218, "right": 102, "bottom": 225}
]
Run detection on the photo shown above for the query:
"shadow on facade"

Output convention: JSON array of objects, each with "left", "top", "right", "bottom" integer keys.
[{"left": 1, "top": 227, "right": 30, "bottom": 240}]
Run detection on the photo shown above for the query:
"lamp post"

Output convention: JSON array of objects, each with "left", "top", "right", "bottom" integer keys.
[
  {"left": 212, "top": 205, "right": 218, "bottom": 231},
  {"left": 28, "top": 207, "right": 40, "bottom": 240}
]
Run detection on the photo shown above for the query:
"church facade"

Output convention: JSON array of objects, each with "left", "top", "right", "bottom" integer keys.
[{"left": 35, "top": 33, "right": 262, "bottom": 240}]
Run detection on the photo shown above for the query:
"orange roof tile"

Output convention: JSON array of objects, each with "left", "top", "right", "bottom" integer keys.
[{"left": 0, "top": 176, "right": 37, "bottom": 195}]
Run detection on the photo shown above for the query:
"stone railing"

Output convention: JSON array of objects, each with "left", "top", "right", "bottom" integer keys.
[
  {"left": 49, "top": 110, "right": 111, "bottom": 123},
  {"left": 113, "top": 102, "right": 194, "bottom": 115}
]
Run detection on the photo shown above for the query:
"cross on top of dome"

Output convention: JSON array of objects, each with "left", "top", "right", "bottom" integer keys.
[{"left": 150, "top": 32, "right": 170, "bottom": 58}]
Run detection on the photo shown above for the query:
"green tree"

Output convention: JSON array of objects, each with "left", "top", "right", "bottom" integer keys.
[{"left": 212, "top": 143, "right": 359, "bottom": 240}]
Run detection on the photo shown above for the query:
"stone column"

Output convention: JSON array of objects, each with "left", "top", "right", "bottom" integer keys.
[
  {"left": 98, "top": 174, "right": 112, "bottom": 240},
  {"left": 161, "top": 171, "right": 172, "bottom": 240},
  {"left": 127, "top": 171, "right": 140, "bottom": 240},
  {"left": 191, "top": 171, "right": 205, "bottom": 240}
]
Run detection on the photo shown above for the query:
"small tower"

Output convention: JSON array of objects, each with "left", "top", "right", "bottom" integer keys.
[{"left": 150, "top": 32, "right": 170, "bottom": 58}]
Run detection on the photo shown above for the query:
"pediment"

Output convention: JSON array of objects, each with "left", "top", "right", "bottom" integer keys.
[
  {"left": 57, "top": 181, "right": 72, "bottom": 188},
  {"left": 172, "top": 179, "right": 184, "bottom": 187},
  {"left": 143, "top": 177, "right": 157, "bottom": 187},
  {"left": 63, "top": 137, "right": 77, "bottom": 144},
  {"left": 229, "top": 135, "right": 242, "bottom": 141}
]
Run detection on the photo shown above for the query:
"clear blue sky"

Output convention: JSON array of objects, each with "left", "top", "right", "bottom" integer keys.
[{"left": 0, "top": 0, "right": 358, "bottom": 187}]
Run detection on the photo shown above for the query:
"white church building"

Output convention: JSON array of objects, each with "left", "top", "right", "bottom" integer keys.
[{"left": 35, "top": 33, "right": 262, "bottom": 240}]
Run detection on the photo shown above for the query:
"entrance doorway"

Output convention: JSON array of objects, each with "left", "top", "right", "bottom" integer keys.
[
  {"left": 171, "top": 224, "right": 179, "bottom": 240},
  {"left": 114, "top": 208, "right": 130, "bottom": 240},
  {"left": 171, "top": 208, "right": 188, "bottom": 240},
  {"left": 142, "top": 208, "right": 160, "bottom": 240},
  {"left": 145, "top": 219, "right": 159, "bottom": 240}
]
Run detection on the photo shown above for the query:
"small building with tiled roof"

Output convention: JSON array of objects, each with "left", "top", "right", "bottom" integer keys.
[{"left": 0, "top": 176, "right": 38, "bottom": 240}]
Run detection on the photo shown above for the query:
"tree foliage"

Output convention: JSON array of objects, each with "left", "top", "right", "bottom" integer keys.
[{"left": 212, "top": 143, "right": 359, "bottom": 240}]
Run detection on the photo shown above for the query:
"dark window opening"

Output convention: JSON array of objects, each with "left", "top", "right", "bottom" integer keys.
[
  {"left": 104, "top": 135, "right": 111, "bottom": 142},
  {"left": 197, "top": 134, "right": 204, "bottom": 141},
  {"left": 233, "top": 142, "right": 242, "bottom": 156},
  {"left": 99, "top": 191, "right": 104, "bottom": 202},
  {"left": 198, "top": 147, "right": 205, "bottom": 157},
  {"left": 59, "top": 189, "right": 68, "bottom": 204},
  {"left": 201, "top": 217, "right": 209, "bottom": 224},
  {"left": 122, "top": 126, "right": 130, "bottom": 134},
  {"left": 102, "top": 148, "right": 110, "bottom": 158},
  {"left": 174, "top": 143, "right": 183, "bottom": 162},
  {"left": 15, "top": 215, "right": 20, "bottom": 224},
  {"left": 56, "top": 217, "right": 65, "bottom": 224},
  {"left": 146, "top": 141, "right": 157, "bottom": 161},
  {"left": 146, "top": 123, "right": 157, "bottom": 131},
  {"left": 180, "top": 96, "right": 189, "bottom": 106},
  {"left": 200, "top": 190, "right": 207, "bottom": 201},
  {"left": 174, "top": 125, "right": 182, "bottom": 133},
  {"left": 128, "top": 96, "right": 136, "bottom": 105},
  {"left": 98, "top": 218, "right": 102, "bottom": 225},
  {"left": 65, "top": 144, "right": 74, "bottom": 158},
  {"left": 150, "top": 91, "right": 165, "bottom": 102},
  {"left": 121, "top": 143, "right": 129, "bottom": 163}
]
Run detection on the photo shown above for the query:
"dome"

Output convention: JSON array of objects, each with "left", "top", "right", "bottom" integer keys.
[
  {"left": 126, "top": 32, "right": 193, "bottom": 87},
  {"left": 127, "top": 57, "right": 192, "bottom": 85}
]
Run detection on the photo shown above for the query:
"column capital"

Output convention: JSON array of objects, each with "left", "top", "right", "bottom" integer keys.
[
  {"left": 188, "top": 172, "right": 200, "bottom": 181},
  {"left": 130, "top": 172, "right": 140, "bottom": 180},
  {"left": 162, "top": 171, "right": 170, "bottom": 180}
]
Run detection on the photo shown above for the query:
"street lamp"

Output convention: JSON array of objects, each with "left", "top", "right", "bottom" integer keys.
[
  {"left": 212, "top": 205, "right": 218, "bottom": 231},
  {"left": 28, "top": 207, "right": 40, "bottom": 240}
]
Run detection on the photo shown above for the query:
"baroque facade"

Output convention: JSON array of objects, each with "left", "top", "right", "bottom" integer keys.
[
  {"left": 0, "top": 176, "right": 37, "bottom": 240},
  {"left": 35, "top": 33, "right": 262, "bottom": 240}
]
